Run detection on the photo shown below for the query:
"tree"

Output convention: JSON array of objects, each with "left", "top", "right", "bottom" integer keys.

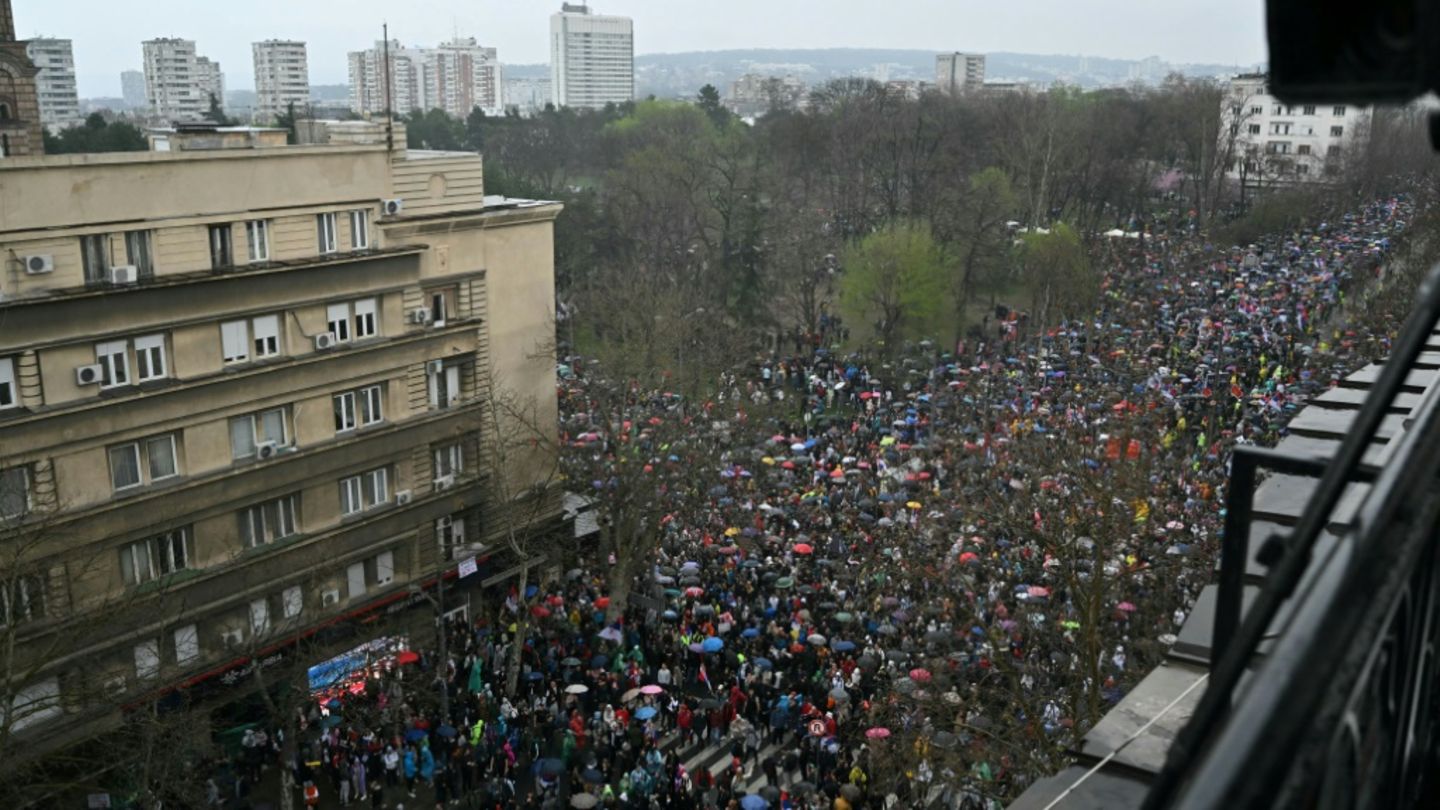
[
  {"left": 273, "top": 101, "right": 300, "bottom": 144},
  {"left": 937, "top": 167, "right": 1019, "bottom": 341},
  {"left": 840, "top": 221, "right": 948, "bottom": 348},
  {"left": 41, "top": 113, "right": 147, "bottom": 154},
  {"left": 406, "top": 109, "right": 466, "bottom": 151},
  {"left": 203, "top": 93, "right": 238, "bottom": 126},
  {"left": 1018, "top": 222, "right": 1096, "bottom": 326},
  {"left": 696, "top": 84, "right": 730, "bottom": 129}
]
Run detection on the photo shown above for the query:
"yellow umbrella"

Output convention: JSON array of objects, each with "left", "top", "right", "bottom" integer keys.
[
  {"left": 761, "top": 457, "right": 776, "bottom": 465},
  {"left": 906, "top": 501, "right": 922, "bottom": 510},
  {"left": 724, "top": 527, "right": 740, "bottom": 537},
  {"left": 880, "top": 436, "right": 897, "bottom": 447}
]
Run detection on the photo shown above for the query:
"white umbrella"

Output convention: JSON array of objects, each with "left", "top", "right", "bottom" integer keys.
[{"left": 565, "top": 684, "right": 590, "bottom": 695}]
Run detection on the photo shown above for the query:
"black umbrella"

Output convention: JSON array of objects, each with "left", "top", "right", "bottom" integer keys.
[
  {"left": 581, "top": 767, "right": 604, "bottom": 784},
  {"left": 538, "top": 758, "right": 564, "bottom": 776}
]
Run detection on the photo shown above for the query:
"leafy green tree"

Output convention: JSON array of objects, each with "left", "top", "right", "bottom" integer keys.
[
  {"left": 42, "top": 113, "right": 148, "bottom": 154},
  {"left": 273, "top": 101, "right": 300, "bottom": 144},
  {"left": 696, "top": 83, "right": 729, "bottom": 129},
  {"left": 840, "top": 221, "right": 948, "bottom": 348},
  {"left": 939, "top": 166, "right": 1019, "bottom": 340},
  {"left": 406, "top": 108, "right": 465, "bottom": 151},
  {"left": 1019, "top": 222, "right": 1096, "bottom": 325},
  {"left": 203, "top": 93, "right": 238, "bottom": 126},
  {"left": 465, "top": 106, "right": 487, "bottom": 151}
]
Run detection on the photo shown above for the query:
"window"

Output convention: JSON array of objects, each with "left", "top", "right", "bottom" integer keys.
[
  {"left": 340, "top": 467, "right": 389, "bottom": 515},
  {"left": 239, "top": 494, "right": 299, "bottom": 547},
  {"left": 333, "top": 391, "right": 356, "bottom": 432},
  {"left": 208, "top": 224, "right": 233, "bottom": 269},
  {"left": 174, "top": 624, "right": 199, "bottom": 665},
  {"left": 282, "top": 585, "right": 302, "bottom": 618},
  {"left": 124, "top": 230, "right": 154, "bottom": 279},
  {"left": 134, "top": 640, "right": 160, "bottom": 680},
  {"left": 333, "top": 384, "right": 383, "bottom": 434},
  {"left": 245, "top": 219, "right": 270, "bottom": 263},
  {"left": 0, "top": 466, "right": 29, "bottom": 519},
  {"left": 375, "top": 550, "right": 394, "bottom": 586},
  {"left": 1250, "top": 105, "right": 1262, "bottom": 115},
  {"left": 326, "top": 303, "right": 351, "bottom": 342},
  {"left": 347, "top": 561, "right": 366, "bottom": 598},
  {"left": 0, "top": 572, "right": 46, "bottom": 627},
  {"left": 1297, "top": 164, "right": 1310, "bottom": 175},
  {"left": 108, "top": 435, "right": 178, "bottom": 491},
  {"left": 428, "top": 362, "right": 461, "bottom": 409},
  {"left": 317, "top": 212, "right": 338, "bottom": 254},
  {"left": 1331, "top": 125, "right": 1344, "bottom": 137},
  {"left": 1298, "top": 144, "right": 1312, "bottom": 155},
  {"left": 250, "top": 598, "right": 270, "bottom": 636},
  {"left": 428, "top": 290, "right": 452, "bottom": 326},
  {"left": 1328, "top": 145, "right": 1341, "bottom": 157},
  {"left": 1247, "top": 124, "right": 1260, "bottom": 134},
  {"left": 437, "top": 514, "right": 468, "bottom": 561},
  {"left": 221, "top": 315, "right": 281, "bottom": 364},
  {"left": 359, "top": 385, "right": 383, "bottom": 426},
  {"left": 434, "top": 443, "right": 463, "bottom": 480},
  {"left": 119, "top": 528, "right": 192, "bottom": 585},
  {"left": 230, "top": 407, "right": 288, "bottom": 459},
  {"left": 96, "top": 340, "right": 130, "bottom": 388},
  {"left": 0, "top": 357, "right": 16, "bottom": 410},
  {"left": 1272, "top": 104, "right": 1283, "bottom": 115},
  {"left": 353, "top": 298, "right": 377, "bottom": 339},
  {"left": 5, "top": 677, "right": 61, "bottom": 732},
  {"left": 80, "top": 233, "right": 111, "bottom": 284},
  {"left": 134, "top": 334, "right": 167, "bottom": 382},
  {"left": 1303, "top": 105, "right": 1316, "bottom": 115},
  {"left": 1333, "top": 105, "right": 1346, "bottom": 116},
  {"left": 350, "top": 210, "right": 370, "bottom": 249}
]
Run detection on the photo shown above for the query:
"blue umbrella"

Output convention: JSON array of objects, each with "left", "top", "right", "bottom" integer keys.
[
  {"left": 525, "top": 584, "right": 539, "bottom": 598},
  {"left": 740, "top": 795, "right": 769, "bottom": 810},
  {"left": 742, "top": 627, "right": 760, "bottom": 639},
  {"left": 437, "top": 724, "right": 457, "bottom": 739},
  {"left": 662, "top": 609, "right": 679, "bottom": 620},
  {"left": 832, "top": 640, "right": 856, "bottom": 652},
  {"left": 404, "top": 728, "right": 427, "bottom": 742},
  {"left": 526, "top": 671, "right": 544, "bottom": 681},
  {"left": 702, "top": 637, "right": 724, "bottom": 653},
  {"left": 320, "top": 714, "right": 343, "bottom": 729},
  {"left": 635, "top": 706, "right": 657, "bottom": 720},
  {"left": 591, "top": 654, "right": 609, "bottom": 668},
  {"left": 752, "top": 657, "right": 773, "bottom": 670}
]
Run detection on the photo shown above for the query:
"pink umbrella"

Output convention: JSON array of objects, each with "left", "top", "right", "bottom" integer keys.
[
  {"left": 865, "top": 727, "right": 891, "bottom": 739},
  {"left": 685, "top": 586, "right": 704, "bottom": 597},
  {"left": 640, "top": 685, "right": 664, "bottom": 695},
  {"left": 908, "top": 668, "right": 932, "bottom": 683},
  {"left": 793, "top": 543, "right": 814, "bottom": 555},
  {"left": 1027, "top": 586, "right": 1050, "bottom": 598},
  {"left": 1117, "top": 602, "right": 1137, "bottom": 612}
]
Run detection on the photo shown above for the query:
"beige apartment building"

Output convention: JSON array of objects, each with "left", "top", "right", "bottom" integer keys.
[{"left": 0, "top": 126, "right": 563, "bottom": 760}]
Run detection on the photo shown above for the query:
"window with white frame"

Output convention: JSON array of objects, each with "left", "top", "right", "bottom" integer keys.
[
  {"left": 282, "top": 585, "right": 302, "bottom": 618},
  {"left": 317, "top": 212, "right": 338, "bottom": 254},
  {"left": 428, "top": 361, "right": 461, "bottom": 409},
  {"left": 437, "top": 514, "right": 468, "bottom": 561},
  {"left": 174, "top": 624, "right": 199, "bottom": 665},
  {"left": 0, "top": 465, "right": 29, "bottom": 519},
  {"left": 250, "top": 598, "right": 270, "bottom": 636},
  {"left": 0, "top": 572, "right": 46, "bottom": 628},
  {"left": 375, "top": 550, "right": 394, "bottom": 586},
  {"left": 239, "top": 494, "right": 299, "bottom": 547},
  {"left": 434, "top": 443, "right": 463, "bottom": 481},
  {"left": 0, "top": 357, "right": 17, "bottom": 410},
  {"left": 326, "top": 303, "right": 351, "bottom": 342},
  {"left": 230, "top": 407, "right": 288, "bottom": 459},
  {"left": 108, "top": 434, "right": 179, "bottom": 491},
  {"left": 350, "top": 210, "right": 370, "bottom": 249},
  {"left": 221, "top": 315, "right": 282, "bottom": 364},
  {"left": 333, "top": 385, "right": 383, "bottom": 433},
  {"left": 6, "top": 676, "right": 61, "bottom": 732},
  {"left": 339, "top": 467, "right": 389, "bottom": 515},
  {"left": 119, "top": 527, "right": 192, "bottom": 585},
  {"left": 134, "top": 334, "right": 167, "bottom": 382},
  {"left": 96, "top": 340, "right": 130, "bottom": 388},
  {"left": 427, "top": 288, "right": 454, "bottom": 326},
  {"left": 208, "top": 224, "right": 233, "bottom": 269},
  {"left": 245, "top": 219, "right": 270, "bottom": 263},
  {"left": 353, "top": 298, "right": 377, "bottom": 339},
  {"left": 134, "top": 639, "right": 160, "bottom": 680}
]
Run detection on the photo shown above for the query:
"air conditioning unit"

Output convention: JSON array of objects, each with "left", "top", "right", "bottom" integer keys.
[
  {"left": 382, "top": 198, "right": 404, "bottom": 216},
  {"left": 410, "top": 307, "right": 433, "bottom": 325},
  {"left": 256, "top": 441, "right": 280, "bottom": 460},
  {"left": 321, "top": 589, "right": 341, "bottom": 607},
  {"left": 75, "top": 363, "right": 104, "bottom": 386},
  {"left": 435, "top": 474, "right": 455, "bottom": 491},
  {"left": 23, "top": 254, "right": 54, "bottom": 274},
  {"left": 426, "top": 359, "right": 444, "bottom": 375},
  {"left": 395, "top": 489, "right": 413, "bottom": 505},
  {"left": 220, "top": 628, "right": 245, "bottom": 647},
  {"left": 109, "top": 265, "right": 138, "bottom": 285},
  {"left": 314, "top": 332, "right": 337, "bottom": 350}
]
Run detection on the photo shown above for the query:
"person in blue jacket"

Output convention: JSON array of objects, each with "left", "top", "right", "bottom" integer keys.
[{"left": 402, "top": 746, "right": 417, "bottom": 797}]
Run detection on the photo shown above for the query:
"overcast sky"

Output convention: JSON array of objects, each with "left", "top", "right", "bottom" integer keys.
[{"left": 17, "top": 0, "right": 1267, "bottom": 98}]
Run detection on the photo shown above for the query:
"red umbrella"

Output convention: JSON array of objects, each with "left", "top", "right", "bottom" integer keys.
[
  {"left": 595, "top": 596, "right": 611, "bottom": 609},
  {"left": 959, "top": 552, "right": 980, "bottom": 564},
  {"left": 396, "top": 651, "right": 420, "bottom": 665},
  {"left": 547, "top": 594, "right": 565, "bottom": 606},
  {"left": 908, "top": 668, "right": 932, "bottom": 683},
  {"left": 531, "top": 605, "right": 551, "bottom": 618},
  {"left": 781, "top": 461, "right": 797, "bottom": 470},
  {"left": 865, "top": 727, "right": 891, "bottom": 739},
  {"left": 793, "top": 543, "right": 814, "bottom": 555},
  {"left": 685, "top": 586, "right": 704, "bottom": 597}
]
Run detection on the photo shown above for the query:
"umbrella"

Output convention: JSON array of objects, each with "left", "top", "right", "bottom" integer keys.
[
  {"left": 793, "top": 543, "right": 814, "bottom": 555},
  {"left": 404, "top": 728, "right": 427, "bottom": 742},
  {"left": 562, "top": 657, "right": 582, "bottom": 667},
  {"left": 621, "top": 687, "right": 642, "bottom": 703},
  {"left": 437, "top": 724, "right": 457, "bottom": 739},
  {"left": 565, "top": 684, "right": 590, "bottom": 694},
  {"left": 752, "top": 657, "right": 773, "bottom": 670},
  {"left": 761, "top": 785, "right": 782, "bottom": 801},
  {"left": 834, "top": 612, "right": 855, "bottom": 624},
  {"left": 598, "top": 627, "right": 623, "bottom": 643},
  {"left": 1117, "top": 602, "right": 1137, "bottom": 612},
  {"left": 775, "top": 577, "right": 794, "bottom": 590},
  {"left": 742, "top": 627, "right": 760, "bottom": 638},
  {"left": 808, "top": 634, "right": 827, "bottom": 646},
  {"left": 396, "top": 651, "right": 420, "bottom": 665},
  {"left": 865, "top": 727, "right": 890, "bottom": 739},
  {"left": 640, "top": 684, "right": 665, "bottom": 695},
  {"left": 581, "top": 767, "right": 605, "bottom": 784},
  {"left": 571, "top": 795, "right": 599, "bottom": 809},
  {"left": 702, "top": 637, "right": 724, "bottom": 653},
  {"left": 590, "top": 654, "right": 609, "bottom": 668},
  {"left": 840, "top": 784, "right": 862, "bottom": 801},
  {"left": 740, "top": 795, "right": 769, "bottom": 810},
  {"left": 685, "top": 586, "right": 705, "bottom": 597},
  {"left": 537, "top": 758, "right": 565, "bottom": 776},
  {"left": 832, "top": 640, "right": 856, "bottom": 652},
  {"left": 634, "top": 706, "right": 658, "bottom": 720},
  {"left": 909, "top": 667, "right": 932, "bottom": 682},
  {"left": 320, "top": 714, "right": 343, "bottom": 729}
]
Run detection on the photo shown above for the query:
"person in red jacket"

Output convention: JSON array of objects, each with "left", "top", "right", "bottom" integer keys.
[{"left": 677, "top": 702, "right": 694, "bottom": 745}]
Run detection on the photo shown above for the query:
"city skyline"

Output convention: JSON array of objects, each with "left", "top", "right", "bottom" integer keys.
[{"left": 20, "top": 0, "right": 1265, "bottom": 99}]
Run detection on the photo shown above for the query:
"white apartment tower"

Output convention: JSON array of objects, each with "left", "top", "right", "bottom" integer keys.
[
  {"left": 253, "top": 40, "right": 309, "bottom": 122},
  {"left": 1224, "top": 73, "right": 1372, "bottom": 187},
  {"left": 347, "top": 40, "right": 421, "bottom": 117},
  {"left": 120, "top": 69, "right": 146, "bottom": 110},
  {"left": 142, "top": 38, "right": 224, "bottom": 120},
  {"left": 550, "top": 3, "right": 634, "bottom": 110},
  {"left": 24, "top": 38, "right": 80, "bottom": 131},
  {"left": 936, "top": 52, "right": 986, "bottom": 95},
  {"left": 422, "top": 39, "right": 503, "bottom": 118}
]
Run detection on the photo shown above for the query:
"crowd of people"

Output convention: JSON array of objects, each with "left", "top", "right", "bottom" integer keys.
[{"left": 229, "top": 196, "right": 1416, "bottom": 810}]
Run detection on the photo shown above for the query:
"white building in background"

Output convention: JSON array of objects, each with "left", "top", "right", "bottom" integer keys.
[
  {"left": 24, "top": 37, "right": 80, "bottom": 131},
  {"left": 726, "top": 74, "right": 806, "bottom": 116},
  {"left": 253, "top": 40, "right": 309, "bottom": 122},
  {"left": 142, "top": 38, "right": 224, "bottom": 120},
  {"left": 120, "top": 69, "right": 146, "bottom": 110},
  {"left": 347, "top": 40, "right": 422, "bottom": 117},
  {"left": 936, "top": 52, "right": 985, "bottom": 95},
  {"left": 422, "top": 38, "right": 503, "bottom": 117},
  {"left": 503, "top": 76, "right": 552, "bottom": 116},
  {"left": 550, "top": 3, "right": 634, "bottom": 109},
  {"left": 1224, "top": 73, "right": 1372, "bottom": 186}
]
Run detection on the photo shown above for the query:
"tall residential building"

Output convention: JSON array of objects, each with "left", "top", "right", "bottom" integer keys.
[
  {"left": 24, "top": 38, "right": 80, "bottom": 132},
  {"left": 347, "top": 40, "right": 421, "bottom": 117},
  {"left": 253, "top": 40, "right": 309, "bottom": 123},
  {"left": 0, "top": 125, "right": 563, "bottom": 766},
  {"left": 936, "top": 52, "right": 986, "bottom": 95},
  {"left": 120, "top": 69, "right": 147, "bottom": 110},
  {"left": 0, "top": 0, "right": 43, "bottom": 156},
  {"left": 549, "top": 3, "right": 634, "bottom": 110},
  {"left": 142, "top": 38, "right": 224, "bottom": 120},
  {"left": 1224, "top": 73, "right": 1373, "bottom": 187},
  {"left": 422, "top": 38, "right": 502, "bottom": 117},
  {"left": 503, "top": 76, "right": 553, "bottom": 116}
]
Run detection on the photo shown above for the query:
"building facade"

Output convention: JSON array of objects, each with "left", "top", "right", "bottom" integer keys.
[
  {"left": 503, "top": 76, "right": 553, "bottom": 117},
  {"left": 142, "top": 38, "right": 225, "bottom": 121},
  {"left": 0, "top": 131, "right": 563, "bottom": 763},
  {"left": 1223, "top": 73, "right": 1372, "bottom": 186},
  {"left": 252, "top": 40, "right": 309, "bottom": 124},
  {"left": 725, "top": 74, "right": 806, "bottom": 116},
  {"left": 120, "top": 69, "right": 146, "bottom": 110},
  {"left": 421, "top": 39, "right": 502, "bottom": 118},
  {"left": 347, "top": 40, "right": 422, "bottom": 117},
  {"left": 550, "top": 3, "right": 634, "bottom": 110},
  {"left": 24, "top": 38, "right": 79, "bottom": 132},
  {"left": 936, "top": 52, "right": 986, "bottom": 95},
  {"left": 0, "top": 0, "right": 42, "bottom": 156}
]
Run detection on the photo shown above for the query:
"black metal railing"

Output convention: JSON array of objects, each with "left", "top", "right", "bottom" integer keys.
[{"left": 1143, "top": 263, "right": 1440, "bottom": 809}]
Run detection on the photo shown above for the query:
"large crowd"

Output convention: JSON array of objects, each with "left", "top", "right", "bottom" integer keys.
[{"left": 224, "top": 196, "right": 1414, "bottom": 810}]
